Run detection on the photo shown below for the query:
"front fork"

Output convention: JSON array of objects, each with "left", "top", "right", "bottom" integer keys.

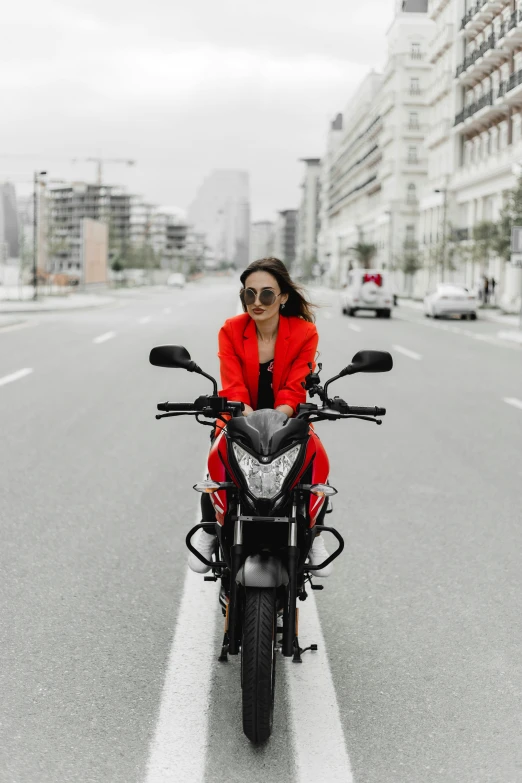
[
  {"left": 227, "top": 510, "right": 243, "bottom": 656},
  {"left": 283, "top": 498, "right": 299, "bottom": 658}
]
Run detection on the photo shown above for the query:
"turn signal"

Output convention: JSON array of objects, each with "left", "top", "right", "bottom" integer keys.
[
  {"left": 309, "top": 484, "right": 338, "bottom": 498},
  {"left": 193, "top": 480, "right": 221, "bottom": 494}
]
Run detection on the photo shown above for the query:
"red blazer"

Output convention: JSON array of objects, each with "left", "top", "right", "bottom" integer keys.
[{"left": 218, "top": 313, "right": 318, "bottom": 413}]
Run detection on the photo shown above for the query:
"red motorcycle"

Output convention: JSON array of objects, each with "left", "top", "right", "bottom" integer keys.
[{"left": 150, "top": 345, "right": 392, "bottom": 744}]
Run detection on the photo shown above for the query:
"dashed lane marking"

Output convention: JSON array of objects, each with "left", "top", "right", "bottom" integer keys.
[
  {"left": 0, "top": 368, "right": 33, "bottom": 387},
  {"left": 396, "top": 314, "right": 521, "bottom": 350},
  {"left": 139, "top": 316, "right": 152, "bottom": 324},
  {"left": 392, "top": 344, "right": 422, "bottom": 361},
  {"left": 347, "top": 324, "right": 362, "bottom": 332},
  {"left": 504, "top": 397, "right": 522, "bottom": 411},
  {"left": 163, "top": 308, "right": 172, "bottom": 315},
  {"left": 93, "top": 331, "right": 116, "bottom": 344},
  {"left": 285, "top": 592, "right": 354, "bottom": 783}
]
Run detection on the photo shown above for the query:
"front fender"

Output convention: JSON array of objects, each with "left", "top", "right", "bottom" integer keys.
[{"left": 237, "top": 554, "right": 289, "bottom": 588}]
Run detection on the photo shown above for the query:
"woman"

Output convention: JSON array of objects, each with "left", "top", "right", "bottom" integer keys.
[{"left": 189, "top": 257, "right": 333, "bottom": 576}]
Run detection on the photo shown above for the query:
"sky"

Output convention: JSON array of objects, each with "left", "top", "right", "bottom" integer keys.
[{"left": 2, "top": 0, "right": 395, "bottom": 221}]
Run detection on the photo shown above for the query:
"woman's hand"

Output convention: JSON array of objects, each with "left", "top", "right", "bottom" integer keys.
[
  {"left": 275, "top": 405, "right": 293, "bottom": 418},
  {"left": 242, "top": 404, "right": 254, "bottom": 417}
]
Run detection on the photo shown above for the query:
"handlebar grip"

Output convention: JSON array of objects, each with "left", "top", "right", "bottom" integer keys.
[
  {"left": 157, "top": 402, "right": 196, "bottom": 412},
  {"left": 347, "top": 406, "right": 386, "bottom": 417}
]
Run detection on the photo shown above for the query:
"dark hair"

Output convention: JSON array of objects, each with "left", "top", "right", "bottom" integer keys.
[{"left": 239, "top": 257, "right": 317, "bottom": 323}]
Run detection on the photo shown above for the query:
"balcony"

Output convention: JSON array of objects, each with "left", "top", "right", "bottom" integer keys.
[
  {"left": 501, "top": 9, "right": 522, "bottom": 48},
  {"left": 460, "top": 0, "right": 510, "bottom": 37},
  {"left": 455, "top": 33, "right": 507, "bottom": 85},
  {"left": 429, "top": 23, "right": 454, "bottom": 63},
  {"left": 454, "top": 89, "right": 507, "bottom": 132},
  {"left": 501, "top": 66, "right": 522, "bottom": 105},
  {"left": 403, "top": 157, "right": 428, "bottom": 173},
  {"left": 425, "top": 118, "right": 451, "bottom": 149}
]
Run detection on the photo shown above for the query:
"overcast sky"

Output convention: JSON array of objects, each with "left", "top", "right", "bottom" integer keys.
[{"left": 2, "top": 0, "right": 395, "bottom": 221}]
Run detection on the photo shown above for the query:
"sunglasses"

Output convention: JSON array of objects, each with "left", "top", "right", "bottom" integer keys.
[{"left": 240, "top": 288, "right": 283, "bottom": 307}]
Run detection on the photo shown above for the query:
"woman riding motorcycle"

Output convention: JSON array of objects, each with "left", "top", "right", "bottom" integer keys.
[{"left": 188, "top": 257, "right": 333, "bottom": 576}]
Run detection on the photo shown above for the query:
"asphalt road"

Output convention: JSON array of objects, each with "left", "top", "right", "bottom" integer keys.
[{"left": 1, "top": 279, "right": 521, "bottom": 783}]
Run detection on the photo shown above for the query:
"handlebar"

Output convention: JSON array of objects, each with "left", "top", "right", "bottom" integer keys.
[
  {"left": 346, "top": 406, "right": 386, "bottom": 417},
  {"left": 157, "top": 402, "right": 196, "bottom": 412}
]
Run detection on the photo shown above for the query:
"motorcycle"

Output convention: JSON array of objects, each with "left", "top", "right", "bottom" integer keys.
[{"left": 149, "top": 344, "right": 393, "bottom": 744}]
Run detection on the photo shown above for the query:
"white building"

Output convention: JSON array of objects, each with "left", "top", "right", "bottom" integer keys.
[
  {"left": 273, "top": 210, "right": 297, "bottom": 268},
  {"left": 416, "top": 0, "right": 522, "bottom": 309},
  {"left": 324, "top": 1, "right": 434, "bottom": 289},
  {"left": 295, "top": 158, "right": 321, "bottom": 278},
  {"left": 188, "top": 170, "right": 250, "bottom": 268},
  {"left": 250, "top": 221, "right": 274, "bottom": 262}
]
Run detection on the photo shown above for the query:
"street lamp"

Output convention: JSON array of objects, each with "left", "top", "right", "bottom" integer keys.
[
  {"left": 33, "top": 170, "right": 47, "bottom": 300},
  {"left": 434, "top": 188, "right": 448, "bottom": 283}
]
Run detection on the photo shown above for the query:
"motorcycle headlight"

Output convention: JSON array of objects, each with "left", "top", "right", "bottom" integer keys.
[{"left": 232, "top": 443, "right": 301, "bottom": 499}]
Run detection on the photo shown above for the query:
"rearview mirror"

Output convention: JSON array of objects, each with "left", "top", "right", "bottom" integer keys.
[
  {"left": 341, "top": 350, "right": 393, "bottom": 376},
  {"left": 149, "top": 345, "right": 197, "bottom": 371}
]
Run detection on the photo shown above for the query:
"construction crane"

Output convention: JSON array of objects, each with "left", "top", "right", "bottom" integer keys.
[{"left": 71, "top": 157, "right": 135, "bottom": 186}]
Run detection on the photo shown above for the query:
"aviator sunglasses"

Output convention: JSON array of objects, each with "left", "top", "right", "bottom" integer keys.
[{"left": 240, "top": 287, "right": 283, "bottom": 307}]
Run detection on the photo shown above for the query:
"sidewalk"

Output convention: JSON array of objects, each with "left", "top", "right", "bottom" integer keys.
[
  {"left": 397, "top": 297, "right": 522, "bottom": 344},
  {"left": 0, "top": 291, "right": 115, "bottom": 313}
]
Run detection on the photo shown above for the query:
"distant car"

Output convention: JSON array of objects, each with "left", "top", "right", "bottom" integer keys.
[
  {"left": 167, "top": 273, "right": 186, "bottom": 288},
  {"left": 341, "top": 269, "right": 393, "bottom": 318},
  {"left": 424, "top": 284, "right": 477, "bottom": 319}
]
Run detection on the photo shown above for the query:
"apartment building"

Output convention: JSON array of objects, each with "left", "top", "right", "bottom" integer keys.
[
  {"left": 273, "top": 210, "right": 297, "bottom": 267},
  {"left": 325, "top": 1, "right": 434, "bottom": 287},
  {"left": 47, "top": 183, "right": 132, "bottom": 274},
  {"left": 250, "top": 221, "right": 274, "bottom": 262},
  {"left": 295, "top": 159, "right": 321, "bottom": 278}
]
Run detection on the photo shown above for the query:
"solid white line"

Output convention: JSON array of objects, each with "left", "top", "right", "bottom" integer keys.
[
  {"left": 139, "top": 316, "right": 152, "bottom": 324},
  {"left": 498, "top": 330, "right": 522, "bottom": 344},
  {"left": 503, "top": 397, "right": 522, "bottom": 410},
  {"left": 145, "top": 567, "right": 218, "bottom": 783},
  {"left": 0, "top": 367, "right": 33, "bottom": 387},
  {"left": 93, "top": 331, "right": 116, "bottom": 344},
  {"left": 163, "top": 308, "right": 172, "bottom": 314},
  {"left": 0, "top": 321, "right": 35, "bottom": 334},
  {"left": 347, "top": 324, "right": 362, "bottom": 333},
  {"left": 392, "top": 344, "right": 422, "bottom": 361},
  {"left": 285, "top": 592, "right": 353, "bottom": 783}
]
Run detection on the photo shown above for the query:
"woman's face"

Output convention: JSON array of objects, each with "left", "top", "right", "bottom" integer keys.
[{"left": 243, "top": 270, "right": 289, "bottom": 323}]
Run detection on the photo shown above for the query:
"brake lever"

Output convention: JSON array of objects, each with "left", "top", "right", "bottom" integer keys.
[{"left": 155, "top": 412, "right": 200, "bottom": 420}]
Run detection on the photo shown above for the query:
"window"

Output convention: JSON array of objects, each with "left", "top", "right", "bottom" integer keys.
[
  {"left": 409, "top": 111, "right": 419, "bottom": 129},
  {"left": 407, "top": 145, "right": 418, "bottom": 163},
  {"left": 410, "top": 77, "right": 420, "bottom": 95},
  {"left": 407, "top": 183, "right": 417, "bottom": 204},
  {"left": 411, "top": 42, "right": 422, "bottom": 60}
]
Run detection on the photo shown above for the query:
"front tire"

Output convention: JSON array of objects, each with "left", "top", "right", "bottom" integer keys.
[{"left": 242, "top": 588, "right": 276, "bottom": 744}]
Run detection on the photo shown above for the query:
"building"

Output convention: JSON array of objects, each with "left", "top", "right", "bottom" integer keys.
[
  {"left": 416, "top": 0, "right": 522, "bottom": 309},
  {"left": 317, "top": 114, "right": 344, "bottom": 276},
  {"left": 188, "top": 170, "right": 250, "bottom": 268},
  {"left": 250, "top": 221, "right": 274, "bottom": 261},
  {"left": 273, "top": 210, "right": 297, "bottom": 268},
  {"left": 324, "top": 1, "right": 434, "bottom": 288},
  {"left": 0, "top": 183, "right": 20, "bottom": 261},
  {"left": 47, "top": 183, "right": 132, "bottom": 275},
  {"left": 295, "top": 159, "right": 321, "bottom": 278}
]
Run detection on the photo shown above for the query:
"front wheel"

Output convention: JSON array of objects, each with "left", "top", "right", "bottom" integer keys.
[{"left": 242, "top": 588, "right": 276, "bottom": 744}]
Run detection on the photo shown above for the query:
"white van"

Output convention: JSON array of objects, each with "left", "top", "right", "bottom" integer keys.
[{"left": 340, "top": 269, "right": 393, "bottom": 319}]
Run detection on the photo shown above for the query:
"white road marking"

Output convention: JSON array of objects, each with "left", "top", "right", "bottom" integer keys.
[
  {"left": 347, "top": 324, "right": 362, "bottom": 333},
  {"left": 139, "top": 316, "right": 152, "bottom": 324},
  {"left": 285, "top": 592, "right": 354, "bottom": 783},
  {"left": 0, "top": 367, "right": 33, "bottom": 387},
  {"left": 163, "top": 308, "right": 172, "bottom": 314},
  {"left": 0, "top": 321, "right": 35, "bottom": 334},
  {"left": 93, "top": 331, "right": 116, "bottom": 344},
  {"left": 503, "top": 397, "right": 522, "bottom": 411},
  {"left": 498, "top": 330, "right": 522, "bottom": 344},
  {"left": 145, "top": 568, "right": 218, "bottom": 783},
  {"left": 392, "top": 344, "right": 422, "bottom": 361}
]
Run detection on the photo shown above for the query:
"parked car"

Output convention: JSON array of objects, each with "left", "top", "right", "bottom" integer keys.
[
  {"left": 341, "top": 269, "right": 393, "bottom": 318},
  {"left": 167, "top": 273, "right": 186, "bottom": 288},
  {"left": 424, "top": 284, "right": 477, "bottom": 320}
]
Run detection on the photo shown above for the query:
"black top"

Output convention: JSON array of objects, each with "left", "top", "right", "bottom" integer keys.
[{"left": 257, "top": 361, "right": 275, "bottom": 410}]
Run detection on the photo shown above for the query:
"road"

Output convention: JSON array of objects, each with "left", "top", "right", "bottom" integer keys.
[{"left": 1, "top": 278, "right": 521, "bottom": 783}]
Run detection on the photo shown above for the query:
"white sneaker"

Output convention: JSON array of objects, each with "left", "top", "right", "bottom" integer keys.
[
  {"left": 308, "top": 535, "right": 334, "bottom": 578},
  {"left": 188, "top": 529, "right": 218, "bottom": 574}
]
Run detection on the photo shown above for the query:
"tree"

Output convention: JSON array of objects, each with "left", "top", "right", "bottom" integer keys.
[
  {"left": 400, "top": 244, "right": 423, "bottom": 295},
  {"left": 493, "top": 178, "right": 522, "bottom": 262},
  {"left": 471, "top": 221, "right": 498, "bottom": 275},
  {"left": 349, "top": 242, "right": 377, "bottom": 269}
]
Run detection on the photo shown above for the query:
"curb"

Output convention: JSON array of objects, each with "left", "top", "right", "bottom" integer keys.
[{"left": 0, "top": 296, "right": 115, "bottom": 314}]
